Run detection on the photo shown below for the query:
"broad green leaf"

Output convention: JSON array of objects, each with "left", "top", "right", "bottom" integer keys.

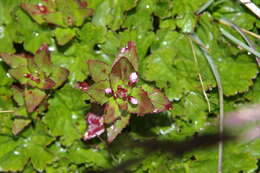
[
  {"left": 9, "top": 66, "right": 30, "bottom": 85},
  {"left": 79, "top": 23, "right": 107, "bottom": 48},
  {"left": 92, "top": 0, "right": 138, "bottom": 30},
  {"left": 54, "top": 28, "right": 76, "bottom": 46},
  {"left": 87, "top": 60, "right": 109, "bottom": 82},
  {"left": 43, "top": 85, "right": 88, "bottom": 146},
  {"left": 67, "top": 142, "right": 110, "bottom": 168},
  {"left": 0, "top": 123, "right": 54, "bottom": 172},
  {"left": 0, "top": 62, "right": 13, "bottom": 87},
  {"left": 25, "top": 88, "right": 46, "bottom": 113},
  {"left": 87, "top": 80, "right": 109, "bottom": 105}
]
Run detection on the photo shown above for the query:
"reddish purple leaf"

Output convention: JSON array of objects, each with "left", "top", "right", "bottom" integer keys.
[
  {"left": 116, "top": 41, "right": 138, "bottom": 71},
  {"left": 142, "top": 85, "right": 172, "bottom": 113},
  {"left": 25, "top": 88, "right": 46, "bottom": 113},
  {"left": 84, "top": 113, "right": 105, "bottom": 140},
  {"left": 109, "top": 57, "right": 135, "bottom": 89},
  {"left": 75, "top": 81, "right": 89, "bottom": 92}
]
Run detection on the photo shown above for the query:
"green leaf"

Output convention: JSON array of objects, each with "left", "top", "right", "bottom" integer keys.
[
  {"left": 12, "top": 119, "right": 31, "bottom": 135},
  {"left": 104, "top": 98, "right": 121, "bottom": 124},
  {"left": 87, "top": 60, "right": 110, "bottom": 82},
  {"left": 43, "top": 85, "right": 88, "bottom": 146},
  {"left": 49, "top": 67, "right": 69, "bottom": 89},
  {"left": 87, "top": 80, "right": 109, "bottom": 105},
  {"left": 0, "top": 123, "right": 55, "bottom": 172},
  {"left": 107, "top": 114, "right": 130, "bottom": 143},
  {"left": 67, "top": 142, "right": 110, "bottom": 168},
  {"left": 0, "top": 53, "right": 27, "bottom": 68},
  {"left": 54, "top": 28, "right": 76, "bottom": 46},
  {"left": 25, "top": 88, "right": 46, "bottom": 113},
  {"left": 128, "top": 87, "right": 154, "bottom": 116}
]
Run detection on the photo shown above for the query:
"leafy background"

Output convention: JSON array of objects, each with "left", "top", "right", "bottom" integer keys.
[{"left": 0, "top": 0, "right": 259, "bottom": 172}]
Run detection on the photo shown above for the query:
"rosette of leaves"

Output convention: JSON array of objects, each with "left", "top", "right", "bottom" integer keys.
[
  {"left": 0, "top": 44, "right": 69, "bottom": 135},
  {"left": 81, "top": 41, "right": 171, "bottom": 142},
  {"left": 21, "top": 0, "right": 93, "bottom": 46},
  {"left": 20, "top": 0, "right": 93, "bottom": 27}
]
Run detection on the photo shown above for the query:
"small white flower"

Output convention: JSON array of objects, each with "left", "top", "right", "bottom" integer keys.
[
  {"left": 130, "top": 97, "right": 138, "bottom": 105},
  {"left": 104, "top": 88, "right": 113, "bottom": 94},
  {"left": 129, "top": 72, "right": 138, "bottom": 84}
]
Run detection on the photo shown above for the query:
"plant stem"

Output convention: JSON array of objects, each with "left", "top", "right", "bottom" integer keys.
[
  {"left": 0, "top": 110, "right": 14, "bottom": 113},
  {"left": 190, "top": 34, "right": 224, "bottom": 173},
  {"left": 189, "top": 37, "right": 211, "bottom": 112},
  {"left": 220, "top": 28, "right": 260, "bottom": 57},
  {"left": 196, "top": 0, "right": 215, "bottom": 15}
]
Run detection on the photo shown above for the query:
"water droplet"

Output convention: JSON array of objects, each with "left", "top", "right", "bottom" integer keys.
[
  {"left": 13, "top": 151, "right": 20, "bottom": 155},
  {"left": 59, "top": 148, "right": 66, "bottom": 152},
  {"left": 48, "top": 46, "right": 55, "bottom": 52},
  {"left": 6, "top": 73, "right": 11, "bottom": 78},
  {"left": 194, "top": 121, "right": 198, "bottom": 125},
  {"left": 162, "top": 41, "right": 168, "bottom": 45},
  {"left": 33, "top": 32, "right": 39, "bottom": 37},
  {"left": 72, "top": 114, "right": 77, "bottom": 120},
  {"left": 146, "top": 5, "right": 150, "bottom": 8},
  {"left": 138, "top": 35, "right": 142, "bottom": 39},
  {"left": 0, "top": 26, "right": 4, "bottom": 39},
  {"left": 247, "top": 52, "right": 252, "bottom": 55},
  {"left": 23, "top": 143, "right": 28, "bottom": 147},
  {"left": 76, "top": 148, "right": 80, "bottom": 151},
  {"left": 218, "top": 58, "right": 222, "bottom": 62}
]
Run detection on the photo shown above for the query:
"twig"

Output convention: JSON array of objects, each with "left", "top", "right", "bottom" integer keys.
[
  {"left": 219, "top": 18, "right": 260, "bottom": 66},
  {"left": 196, "top": 0, "right": 215, "bottom": 15},
  {"left": 190, "top": 34, "right": 224, "bottom": 173},
  {"left": 238, "top": 0, "right": 260, "bottom": 18},
  {"left": 218, "top": 19, "right": 260, "bottom": 39},
  {"left": 0, "top": 110, "right": 14, "bottom": 113},
  {"left": 189, "top": 37, "right": 211, "bottom": 112},
  {"left": 220, "top": 28, "right": 260, "bottom": 57}
]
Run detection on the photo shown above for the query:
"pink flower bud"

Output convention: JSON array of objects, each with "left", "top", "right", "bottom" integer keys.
[
  {"left": 129, "top": 72, "right": 138, "bottom": 86},
  {"left": 104, "top": 88, "right": 113, "bottom": 95},
  {"left": 129, "top": 96, "right": 138, "bottom": 105}
]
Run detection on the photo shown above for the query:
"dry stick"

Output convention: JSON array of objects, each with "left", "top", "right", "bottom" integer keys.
[
  {"left": 189, "top": 37, "right": 211, "bottom": 112},
  {"left": 218, "top": 19, "right": 260, "bottom": 39},
  {"left": 190, "top": 34, "right": 224, "bottom": 173},
  {"left": 219, "top": 18, "right": 260, "bottom": 66},
  {"left": 239, "top": 0, "right": 260, "bottom": 18}
]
